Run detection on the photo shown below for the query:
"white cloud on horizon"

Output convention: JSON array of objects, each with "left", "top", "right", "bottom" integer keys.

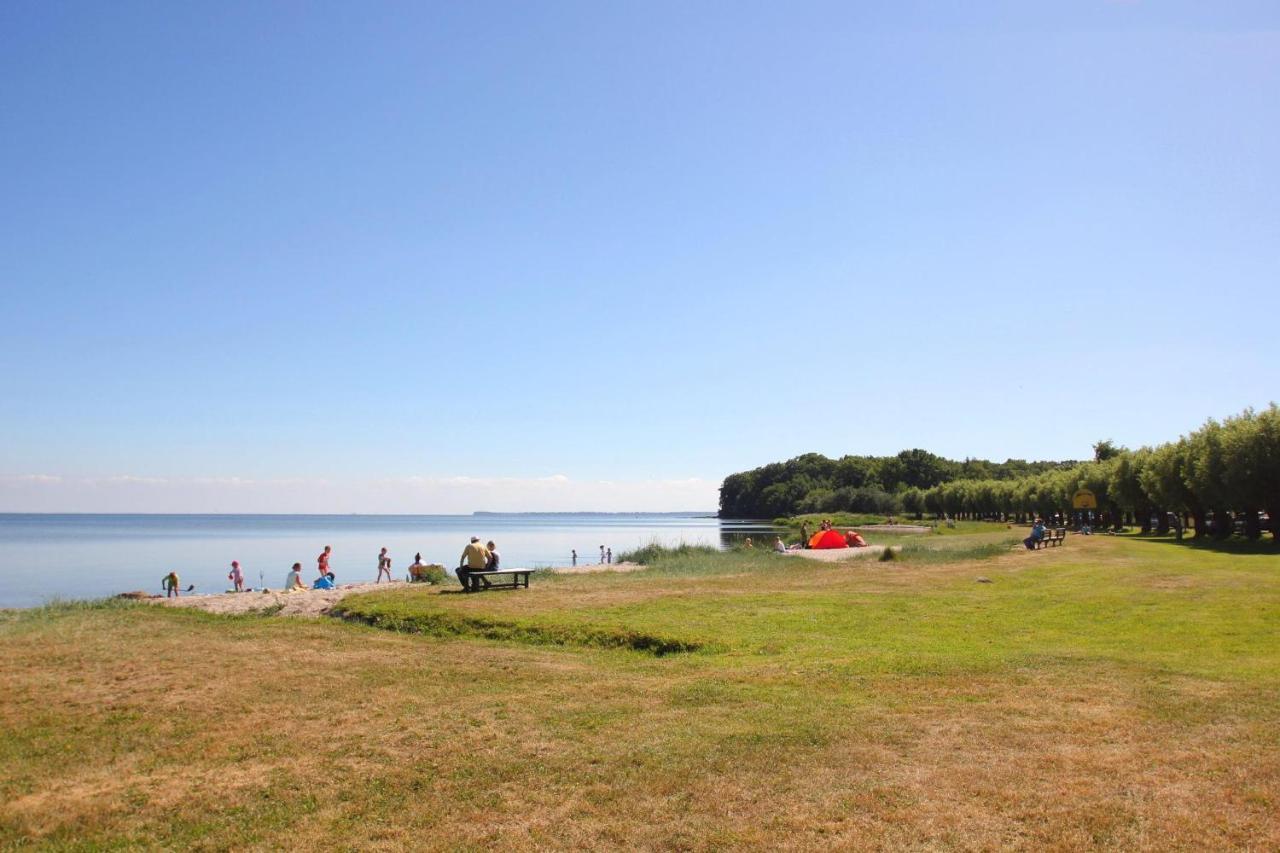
[{"left": 0, "top": 473, "right": 720, "bottom": 514}]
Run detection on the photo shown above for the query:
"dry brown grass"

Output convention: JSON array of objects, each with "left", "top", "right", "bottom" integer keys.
[{"left": 2, "top": 535, "right": 1278, "bottom": 849}]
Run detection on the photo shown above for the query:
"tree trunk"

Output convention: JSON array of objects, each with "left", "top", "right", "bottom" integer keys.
[
  {"left": 1156, "top": 508, "right": 1170, "bottom": 534},
  {"left": 1214, "top": 509, "right": 1233, "bottom": 540},
  {"left": 1243, "top": 508, "right": 1261, "bottom": 540},
  {"left": 1192, "top": 511, "right": 1207, "bottom": 538}
]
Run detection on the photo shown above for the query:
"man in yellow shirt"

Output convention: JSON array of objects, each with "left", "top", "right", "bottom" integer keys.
[{"left": 458, "top": 537, "right": 491, "bottom": 591}]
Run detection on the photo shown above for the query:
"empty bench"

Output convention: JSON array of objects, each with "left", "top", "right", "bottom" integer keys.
[
  {"left": 1035, "top": 528, "right": 1068, "bottom": 549},
  {"left": 465, "top": 568, "right": 536, "bottom": 593}
]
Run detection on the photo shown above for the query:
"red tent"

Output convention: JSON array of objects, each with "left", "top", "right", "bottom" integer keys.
[{"left": 808, "top": 529, "right": 848, "bottom": 549}]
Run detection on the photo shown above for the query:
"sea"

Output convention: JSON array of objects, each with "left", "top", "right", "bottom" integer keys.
[{"left": 0, "top": 513, "right": 776, "bottom": 608}]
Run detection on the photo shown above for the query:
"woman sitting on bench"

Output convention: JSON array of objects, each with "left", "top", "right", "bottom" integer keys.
[{"left": 1024, "top": 519, "right": 1046, "bottom": 550}]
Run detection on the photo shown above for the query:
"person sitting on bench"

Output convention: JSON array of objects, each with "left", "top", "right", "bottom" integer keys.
[
  {"left": 458, "top": 537, "right": 491, "bottom": 591},
  {"left": 1024, "top": 519, "right": 1046, "bottom": 550}
]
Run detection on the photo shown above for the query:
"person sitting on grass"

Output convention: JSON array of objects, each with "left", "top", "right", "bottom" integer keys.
[
  {"left": 846, "top": 530, "right": 867, "bottom": 547},
  {"left": 284, "top": 562, "right": 307, "bottom": 591},
  {"left": 162, "top": 571, "right": 181, "bottom": 598},
  {"left": 1024, "top": 518, "right": 1046, "bottom": 550},
  {"left": 773, "top": 536, "right": 787, "bottom": 553}
]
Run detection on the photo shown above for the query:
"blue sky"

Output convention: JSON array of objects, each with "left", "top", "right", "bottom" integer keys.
[{"left": 2, "top": 2, "right": 1277, "bottom": 512}]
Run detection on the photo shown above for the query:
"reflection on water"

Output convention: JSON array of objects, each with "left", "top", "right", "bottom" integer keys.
[
  {"left": 718, "top": 520, "right": 783, "bottom": 550},
  {"left": 0, "top": 513, "right": 780, "bottom": 607}
]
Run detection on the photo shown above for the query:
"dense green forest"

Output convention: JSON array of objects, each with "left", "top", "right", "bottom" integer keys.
[{"left": 718, "top": 404, "right": 1280, "bottom": 541}]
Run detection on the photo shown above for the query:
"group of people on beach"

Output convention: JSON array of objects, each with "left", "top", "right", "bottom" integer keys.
[
  {"left": 162, "top": 537, "right": 625, "bottom": 597},
  {"left": 567, "top": 546, "right": 612, "bottom": 566},
  {"left": 163, "top": 543, "right": 406, "bottom": 597}
]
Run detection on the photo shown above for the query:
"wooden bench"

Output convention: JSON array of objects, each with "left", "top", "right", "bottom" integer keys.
[
  {"left": 464, "top": 568, "right": 535, "bottom": 593},
  {"left": 1035, "top": 528, "right": 1068, "bottom": 549}
]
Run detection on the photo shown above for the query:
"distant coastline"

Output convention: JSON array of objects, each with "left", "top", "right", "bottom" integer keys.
[{"left": 472, "top": 511, "right": 716, "bottom": 517}]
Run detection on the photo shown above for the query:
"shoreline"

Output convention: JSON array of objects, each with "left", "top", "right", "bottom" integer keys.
[{"left": 136, "top": 562, "right": 649, "bottom": 617}]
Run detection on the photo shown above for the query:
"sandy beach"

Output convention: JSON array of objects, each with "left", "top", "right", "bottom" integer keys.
[
  {"left": 783, "top": 545, "right": 888, "bottom": 562},
  {"left": 152, "top": 580, "right": 408, "bottom": 617},
  {"left": 143, "top": 562, "right": 649, "bottom": 617}
]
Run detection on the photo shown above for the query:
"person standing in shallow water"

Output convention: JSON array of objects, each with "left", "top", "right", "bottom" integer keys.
[
  {"left": 317, "top": 545, "right": 332, "bottom": 580},
  {"left": 228, "top": 560, "right": 244, "bottom": 592},
  {"left": 376, "top": 548, "right": 392, "bottom": 583},
  {"left": 571, "top": 549, "right": 577, "bottom": 567},
  {"left": 599, "top": 545, "right": 605, "bottom": 564}
]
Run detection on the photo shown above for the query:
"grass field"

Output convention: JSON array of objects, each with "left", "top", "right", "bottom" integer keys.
[{"left": 2, "top": 534, "right": 1278, "bottom": 849}]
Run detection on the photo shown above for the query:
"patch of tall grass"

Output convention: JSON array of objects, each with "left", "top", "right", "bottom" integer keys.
[
  {"left": 892, "top": 538, "right": 1019, "bottom": 563},
  {"left": 614, "top": 541, "right": 718, "bottom": 565}
]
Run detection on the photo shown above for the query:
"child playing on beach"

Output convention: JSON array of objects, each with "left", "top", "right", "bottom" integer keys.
[
  {"left": 376, "top": 548, "right": 392, "bottom": 583},
  {"left": 228, "top": 560, "right": 244, "bottom": 592},
  {"left": 317, "top": 545, "right": 332, "bottom": 579},
  {"left": 162, "top": 571, "right": 180, "bottom": 598}
]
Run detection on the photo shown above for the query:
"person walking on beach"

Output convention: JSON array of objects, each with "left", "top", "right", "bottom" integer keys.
[
  {"left": 162, "top": 571, "right": 181, "bottom": 598},
  {"left": 458, "top": 537, "right": 490, "bottom": 591},
  {"left": 317, "top": 545, "right": 332, "bottom": 580},
  {"left": 485, "top": 541, "right": 501, "bottom": 571},
  {"left": 376, "top": 548, "right": 392, "bottom": 583},
  {"left": 571, "top": 549, "right": 577, "bottom": 567},
  {"left": 800, "top": 522, "right": 810, "bottom": 548},
  {"left": 228, "top": 560, "right": 244, "bottom": 592}
]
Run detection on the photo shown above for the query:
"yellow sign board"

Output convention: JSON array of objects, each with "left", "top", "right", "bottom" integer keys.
[{"left": 1072, "top": 489, "right": 1097, "bottom": 509}]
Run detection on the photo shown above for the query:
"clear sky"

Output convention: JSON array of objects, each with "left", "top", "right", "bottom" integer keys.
[{"left": 2, "top": 2, "right": 1277, "bottom": 513}]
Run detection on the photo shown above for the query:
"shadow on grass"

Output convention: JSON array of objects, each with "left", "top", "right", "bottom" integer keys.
[
  {"left": 1120, "top": 532, "right": 1279, "bottom": 555},
  {"left": 330, "top": 601, "right": 705, "bottom": 656}
]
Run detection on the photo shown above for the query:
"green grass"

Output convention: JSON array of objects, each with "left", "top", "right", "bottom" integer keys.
[
  {"left": 2, "top": 535, "right": 1278, "bottom": 848},
  {"left": 334, "top": 535, "right": 1277, "bottom": 679}
]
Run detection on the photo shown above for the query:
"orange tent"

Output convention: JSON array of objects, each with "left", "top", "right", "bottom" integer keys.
[{"left": 808, "top": 529, "right": 848, "bottom": 549}]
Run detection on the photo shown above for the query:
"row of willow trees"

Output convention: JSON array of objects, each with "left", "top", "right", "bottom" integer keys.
[{"left": 718, "top": 405, "right": 1279, "bottom": 541}]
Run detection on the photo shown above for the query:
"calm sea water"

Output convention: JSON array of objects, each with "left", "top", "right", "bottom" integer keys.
[{"left": 0, "top": 513, "right": 774, "bottom": 607}]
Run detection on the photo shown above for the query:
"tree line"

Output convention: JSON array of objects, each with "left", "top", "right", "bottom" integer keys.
[{"left": 718, "top": 404, "right": 1279, "bottom": 542}]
